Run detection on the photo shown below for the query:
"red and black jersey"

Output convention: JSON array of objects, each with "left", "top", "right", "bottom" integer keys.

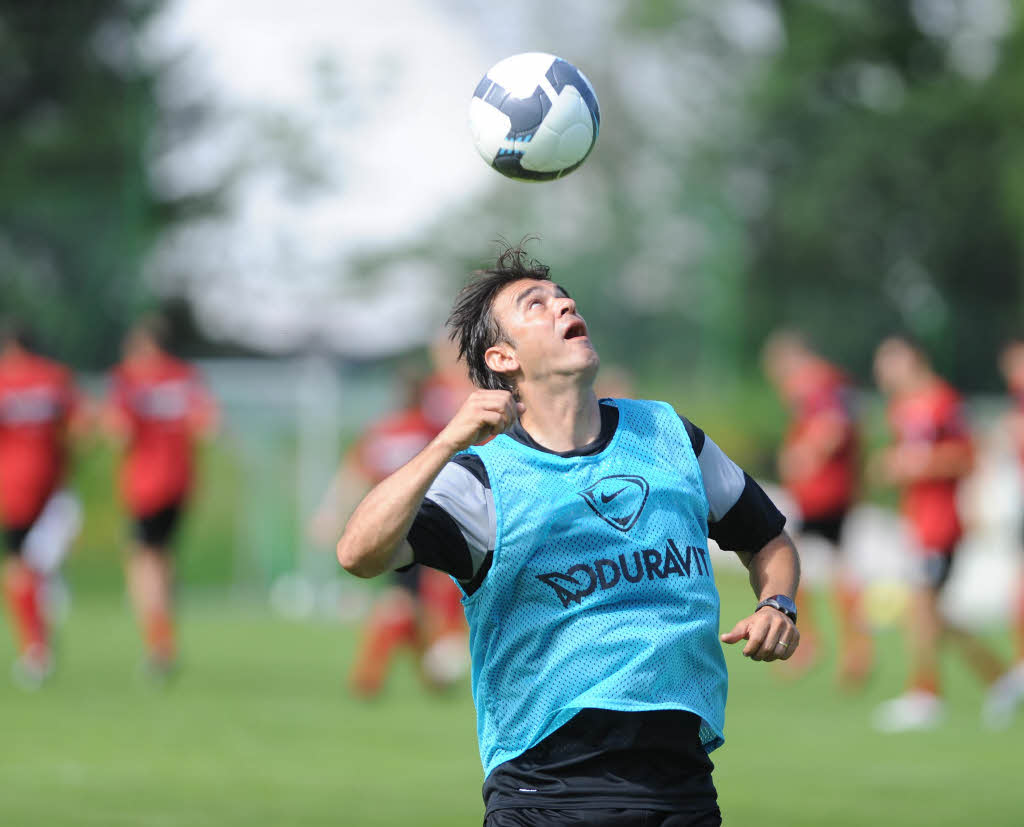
[
  {"left": 0, "top": 351, "right": 78, "bottom": 528},
  {"left": 110, "top": 354, "right": 215, "bottom": 517},
  {"left": 780, "top": 359, "right": 858, "bottom": 520},
  {"left": 352, "top": 408, "right": 440, "bottom": 485},
  {"left": 888, "top": 380, "right": 971, "bottom": 552}
]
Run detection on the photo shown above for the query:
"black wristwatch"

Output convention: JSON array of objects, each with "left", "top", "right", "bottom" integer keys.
[{"left": 756, "top": 594, "right": 797, "bottom": 624}]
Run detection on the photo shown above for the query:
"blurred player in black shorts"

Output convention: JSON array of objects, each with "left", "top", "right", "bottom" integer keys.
[
  {"left": 763, "top": 332, "right": 871, "bottom": 686},
  {"left": 312, "top": 365, "right": 470, "bottom": 696},
  {"left": 104, "top": 318, "right": 218, "bottom": 677},
  {"left": 985, "top": 341, "right": 1024, "bottom": 726},
  {"left": 872, "top": 337, "right": 1012, "bottom": 731},
  {"left": 0, "top": 323, "right": 82, "bottom": 687}
]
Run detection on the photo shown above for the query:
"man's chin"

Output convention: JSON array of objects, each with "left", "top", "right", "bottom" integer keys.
[{"left": 579, "top": 352, "right": 601, "bottom": 384}]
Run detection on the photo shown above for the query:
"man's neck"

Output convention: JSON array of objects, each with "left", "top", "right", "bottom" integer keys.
[{"left": 516, "top": 382, "right": 602, "bottom": 453}]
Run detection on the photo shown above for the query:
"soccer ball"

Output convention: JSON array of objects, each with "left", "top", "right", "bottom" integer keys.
[{"left": 468, "top": 52, "right": 600, "bottom": 182}]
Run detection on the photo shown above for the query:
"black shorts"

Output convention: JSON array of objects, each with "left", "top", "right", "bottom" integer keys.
[
  {"left": 2, "top": 525, "right": 32, "bottom": 556},
  {"left": 919, "top": 551, "right": 956, "bottom": 592},
  {"left": 133, "top": 503, "right": 184, "bottom": 549},
  {"left": 484, "top": 710, "right": 719, "bottom": 825},
  {"left": 484, "top": 806, "right": 721, "bottom": 826},
  {"left": 800, "top": 510, "right": 848, "bottom": 546}
]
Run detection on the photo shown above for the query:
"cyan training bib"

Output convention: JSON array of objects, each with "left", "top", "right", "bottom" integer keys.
[{"left": 462, "top": 398, "right": 728, "bottom": 776}]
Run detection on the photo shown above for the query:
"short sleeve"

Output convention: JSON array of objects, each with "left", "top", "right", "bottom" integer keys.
[
  {"left": 406, "top": 453, "right": 495, "bottom": 589},
  {"left": 681, "top": 415, "right": 787, "bottom": 554}
]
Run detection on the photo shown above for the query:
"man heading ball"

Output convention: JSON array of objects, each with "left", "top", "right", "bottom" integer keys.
[{"left": 337, "top": 242, "right": 801, "bottom": 826}]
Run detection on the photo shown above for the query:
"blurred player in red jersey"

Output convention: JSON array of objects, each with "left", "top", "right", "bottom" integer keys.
[
  {"left": 417, "top": 336, "right": 475, "bottom": 681},
  {"left": 420, "top": 334, "right": 477, "bottom": 432},
  {"left": 0, "top": 322, "right": 83, "bottom": 687},
  {"left": 872, "top": 336, "right": 1011, "bottom": 731},
  {"left": 984, "top": 340, "right": 1024, "bottom": 726},
  {"left": 763, "top": 332, "right": 871, "bottom": 686},
  {"left": 312, "top": 358, "right": 470, "bottom": 697},
  {"left": 104, "top": 316, "right": 218, "bottom": 678}
]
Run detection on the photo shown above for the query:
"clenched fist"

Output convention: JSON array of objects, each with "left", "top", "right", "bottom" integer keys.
[{"left": 437, "top": 390, "right": 525, "bottom": 454}]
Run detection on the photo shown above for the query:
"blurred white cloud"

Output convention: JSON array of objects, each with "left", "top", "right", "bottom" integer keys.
[{"left": 141, "top": 0, "right": 494, "bottom": 354}]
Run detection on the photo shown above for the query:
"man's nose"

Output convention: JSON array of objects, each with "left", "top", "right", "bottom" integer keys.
[{"left": 558, "top": 297, "right": 577, "bottom": 316}]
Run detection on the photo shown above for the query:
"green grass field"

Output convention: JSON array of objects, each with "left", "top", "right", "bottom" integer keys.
[{"left": 0, "top": 574, "right": 1020, "bottom": 826}]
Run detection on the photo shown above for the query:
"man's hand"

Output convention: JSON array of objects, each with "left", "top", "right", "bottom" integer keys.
[
  {"left": 720, "top": 607, "right": 800, "bottom": 662},
  {"left": 437, "top": 390, "right": 525, "bottom": 453},
  {"left": 337, "top": 389, "right": 523, "bottom": 580}
]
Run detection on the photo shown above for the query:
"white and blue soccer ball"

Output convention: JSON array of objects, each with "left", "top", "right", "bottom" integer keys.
[{"left": 468, "top": 52, "right": 600, "bottom": 182}]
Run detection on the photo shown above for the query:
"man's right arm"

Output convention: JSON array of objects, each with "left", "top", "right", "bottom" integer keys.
[{"left": 336, "top": 390, "right": 522, "bottom": 578}]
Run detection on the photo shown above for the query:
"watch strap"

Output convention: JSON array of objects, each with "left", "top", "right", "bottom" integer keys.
[{"left": 756, "top": 595, "right": 797, "bottom": 624}]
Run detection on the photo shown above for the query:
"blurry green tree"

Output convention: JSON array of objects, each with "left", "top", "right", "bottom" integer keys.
[
  {"left": 420, "top": 0, "right": 1024, "bottom": 392},
  {"left": 701, "top": 0, "right": 1024, "bottom": 388},
  {"left": 0, "top": 0, "right": 167, "bottom": 368},
  {"left": 5, "top": 0, "right": 1022, "bottom": 392}
]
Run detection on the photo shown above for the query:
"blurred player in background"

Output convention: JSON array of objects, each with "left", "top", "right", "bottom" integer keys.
[
  {"left": 104, "top": 316, "right": 218, "bottom": 679},
  {"left": 872, "top": 336, "right": 1011, "bottom": 731},
  {"left": 762, "top": 331, "right": 871, "bottom": 686},
  {"left": 0, "top": 321, "right": 83, "bottom": 687},
  {"left": 986, "top": 340, "right": 1024, "bottom": 725},
  {"left": 421, "top": 333, "right": 477, "bottom": 432},
  {"left": 312, "top": 356, "right": 470, "bottom": 697}
]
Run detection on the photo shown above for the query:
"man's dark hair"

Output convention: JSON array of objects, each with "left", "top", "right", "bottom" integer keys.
[{"left": 447, "top": 240, "right": 552, "bottom": 393}]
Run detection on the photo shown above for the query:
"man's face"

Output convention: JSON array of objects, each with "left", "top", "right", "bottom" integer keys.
[{"left": 487, "top": 278, "right": 599, "bottom": 387}]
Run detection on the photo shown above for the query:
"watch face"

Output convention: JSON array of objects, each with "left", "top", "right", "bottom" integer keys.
[
  {"left": 760, "top": 595, "right": 797, "bottom": 622},
  {"left": 773, "top": 595, "right": 797, "bottom": 620},
  {"left": 774, "top": 597, "right": 798, "bottom": 618}
]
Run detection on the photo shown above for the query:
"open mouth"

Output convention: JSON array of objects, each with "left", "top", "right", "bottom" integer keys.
[{"left": 564, "top": 319, "right": 588, "bottom": 340}]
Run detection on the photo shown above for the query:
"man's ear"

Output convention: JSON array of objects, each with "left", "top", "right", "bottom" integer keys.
[{"left": 484, "top": 342, "right": 519, "bottom": 380}]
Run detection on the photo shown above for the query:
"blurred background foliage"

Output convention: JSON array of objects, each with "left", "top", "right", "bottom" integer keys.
[
  {"left": 0, "top": 1, "right": 164, "bottom": 368},
  {"left": 726, "top": 0, "right": 1024, "bottom": 389},
  {"left": 2, "top": 0, "right": 1021, "bottom": 387}
]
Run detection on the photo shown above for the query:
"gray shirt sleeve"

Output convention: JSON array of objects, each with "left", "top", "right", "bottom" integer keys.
[
  {"left": 697, "top": 435, "right": 747, "bottom": 522},
  {"left": 405, "top": 454, "right": 494, "bottom": 588},
  {"left": 682, "top": 415, "right": 787, "bottom": 552}
]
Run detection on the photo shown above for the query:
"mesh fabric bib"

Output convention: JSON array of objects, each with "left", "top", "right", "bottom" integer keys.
[{"left": 463, "top": 398, "right": 728, "bottom": 776}]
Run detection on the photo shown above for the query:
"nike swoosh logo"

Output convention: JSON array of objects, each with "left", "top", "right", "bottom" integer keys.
[{"left": 600, "top": 487, "right": 628, "bottom": 504}]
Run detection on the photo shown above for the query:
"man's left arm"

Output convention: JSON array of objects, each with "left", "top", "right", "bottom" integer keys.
[
  {"left": 721, "top": 532, "right": 800, "bottom": 662},
  {"left": 680, "top": 415, "right": 801, "bottom": 663}
]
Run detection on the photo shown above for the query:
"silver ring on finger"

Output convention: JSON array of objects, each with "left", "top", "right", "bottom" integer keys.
[{"left": 775, "top": 640, "right": 789, "bottom": 650}]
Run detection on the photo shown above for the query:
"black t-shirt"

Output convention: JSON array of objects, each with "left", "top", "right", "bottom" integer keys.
[{"left": 483, "top": 708, "right": 718, "bottom": 814}]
